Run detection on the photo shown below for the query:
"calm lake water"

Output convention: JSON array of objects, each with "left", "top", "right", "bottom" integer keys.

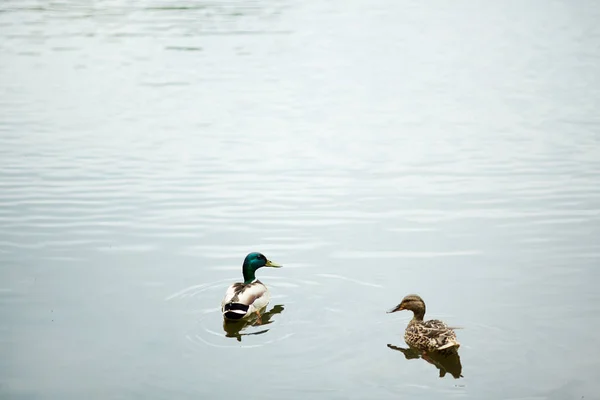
[{"left": 1, "top": 1, "right": 600, "bottom": 399}]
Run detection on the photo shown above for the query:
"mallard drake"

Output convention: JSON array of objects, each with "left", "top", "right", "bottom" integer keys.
[
  {"left": 387, "top": 294, "right": 460, "bottom": 352},
  {"left": 221, "top": 252, "right": 282, "bottom": 321}
]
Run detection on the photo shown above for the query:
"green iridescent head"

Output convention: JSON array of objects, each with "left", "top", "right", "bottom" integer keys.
[{"left": 242, "top": 252, "right": 282, "bottom": 284}]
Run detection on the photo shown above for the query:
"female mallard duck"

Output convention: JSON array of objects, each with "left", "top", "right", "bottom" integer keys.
[
  {"left": 387, "top": 294, "right": 460, "bottom": 352},
  {"left": 221, "top": 252, "right": 282, "bottom": 321}
]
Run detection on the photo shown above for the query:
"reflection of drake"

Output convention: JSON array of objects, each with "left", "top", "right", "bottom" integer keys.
[
  {"left": 223, "top": 304, "right": 285, "bottom": 342},
  {"left": 387, "top": 344, "right": 463, "bottom": 379}
]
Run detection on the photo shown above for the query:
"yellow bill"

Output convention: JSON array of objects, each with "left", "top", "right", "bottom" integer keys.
[{"left": 265, "top": 259, "right": 283, "bottom": 268}]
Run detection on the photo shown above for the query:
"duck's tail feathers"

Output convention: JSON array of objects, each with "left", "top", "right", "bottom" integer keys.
[
  {"left": 438, "top": 340, "right": 460, "bottom": 350},
  {"left": 223, "top": 303, "right": 249, "bottom": 320}
]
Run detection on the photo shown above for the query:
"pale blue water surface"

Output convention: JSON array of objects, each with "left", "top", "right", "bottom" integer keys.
[{"left": 1, "top": 1, "right": 600, "bottom": 399}]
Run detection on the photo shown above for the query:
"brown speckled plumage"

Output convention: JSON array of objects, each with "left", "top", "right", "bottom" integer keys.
[{"left": 388, "top": 294, "right": 460, "bottom": 352}]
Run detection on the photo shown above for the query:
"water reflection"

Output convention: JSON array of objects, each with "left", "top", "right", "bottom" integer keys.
[
  {"left": 387, "top": 344, "right": 463, "bottom": 379},
  {"left": 223, "top": 304, "right": 285, "bottom": 342}
]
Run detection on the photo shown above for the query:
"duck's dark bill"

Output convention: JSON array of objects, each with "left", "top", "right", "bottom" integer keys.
[{"left": 387, "top": 304, "right": 403, "bottom": 313}]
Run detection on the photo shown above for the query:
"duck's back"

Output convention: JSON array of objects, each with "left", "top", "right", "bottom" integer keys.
[
  {"left": 405, "top": 319, "right": 459, "bottom": 351},
  {"left": 221, "top": 281, "right": 270, "bottom": 320}
]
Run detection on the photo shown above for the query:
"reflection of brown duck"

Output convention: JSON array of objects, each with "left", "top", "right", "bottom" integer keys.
[
  {"left": 387, "top": 344, "right": 463, "bottom": 379},
  {"left": 223, "top": 304, "right": 285, "bottom": 342}
]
